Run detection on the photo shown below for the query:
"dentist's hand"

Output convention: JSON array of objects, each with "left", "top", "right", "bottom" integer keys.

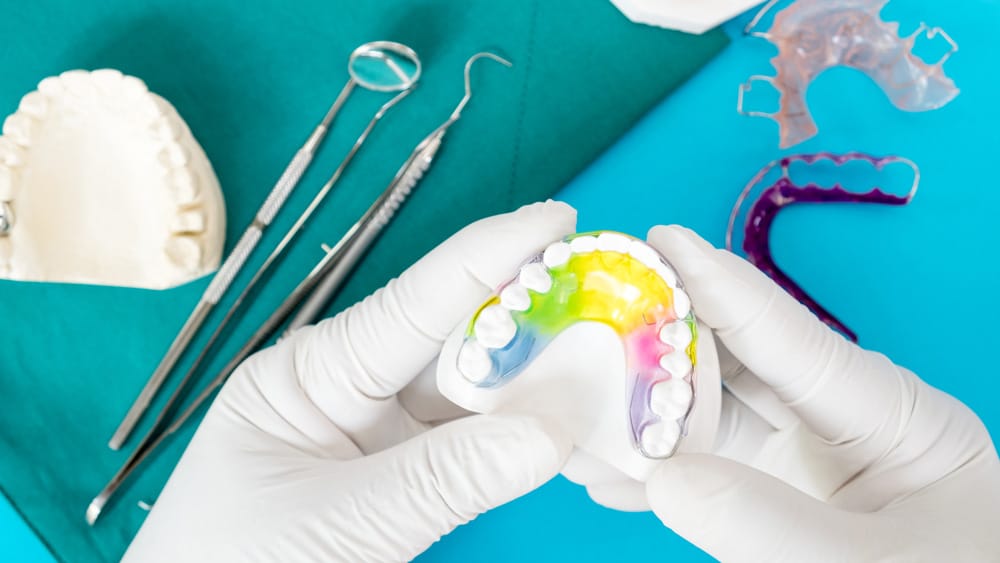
[
  {"left": 124, "top": 202, "right": 577, "bottom": 562},
  {"left": 569, "top": 225, "right": 1000, "bottom": 561},
  {"left": 650, "top": 226, "right": 1000, "bottom": 561}
]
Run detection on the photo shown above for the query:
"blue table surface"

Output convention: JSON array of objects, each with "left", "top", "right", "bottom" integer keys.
[{"left": 5, "top": 1, "right": 999, "bottom": 560}]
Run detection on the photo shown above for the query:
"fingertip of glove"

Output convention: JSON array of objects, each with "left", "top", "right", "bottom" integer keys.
[
  {"left": 646, "top": 225, "right": 715, "bottom": 258},
  {"left": 489, "top": 413, "right": 574, "bottom": 467},
  {"left": 514, "top": 200, "right": 577, "bottom": 233}
]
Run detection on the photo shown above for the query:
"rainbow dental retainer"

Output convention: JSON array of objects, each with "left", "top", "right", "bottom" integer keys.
[{"left": 437, "top": 231, "right": 720, "bottom": 481}]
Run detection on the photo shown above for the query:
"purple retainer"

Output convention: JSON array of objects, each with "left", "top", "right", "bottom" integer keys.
[{"left": 727, "top": 152, "right": 919, "bottom": 342}]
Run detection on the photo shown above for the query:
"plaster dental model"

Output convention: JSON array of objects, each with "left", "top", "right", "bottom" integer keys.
[
  {"left": 610, "top": 0, "right": 766, "bottom": 35},
  {"left": 437, "top": 231, "right": 720, "bottom": 481},
  {"left": 739, "top": 0, "right": 960, "bottom": 148},
  {"left": 0, "top": 69, "right": 225, "bottom": 289}
]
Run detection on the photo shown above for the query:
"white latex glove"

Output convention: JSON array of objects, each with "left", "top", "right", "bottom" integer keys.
[
  {"left": 124, "top": 201, "right": 577, "bottom": 562},
  {"left": 566, "top": 225, "right": 1000, "bottom": 561}
]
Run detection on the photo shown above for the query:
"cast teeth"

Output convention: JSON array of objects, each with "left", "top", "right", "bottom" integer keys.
[
  {"left": 17, "top": 92, "right": 47, "bottom": 118},
  {"left": 90, "top": 69, "right": 124, "bottom": 94},
  {"left": 60, "top": 70, "right": 97, "bottom": 98},
  {"left": 170, "top": 210, "right": 206, "bottom": 234},
  {"left": 0, "top": 138, "right": 26, "bottom": 167},
  {"left": 473, "top": 304, "right": 517, "bottom": 349},
  {"left": 169, "top": 168, "right": 200, "bottom": 206},
  {"left": 542, "top": 241, "right": 571, "bottom": 268},
  {"left": 121, "top": 75, "right": 150, "bottom": 99},
  {"left": 0, "top": 166, "right": 14, "bottom": 200},
  {"left": 37, "top": 76, "right": 65, "bottom": 97},
  {"left": 518, "top": 262, "right": 552, "bottom": 294},
  {"left": 499, "top": 283, "right": 531, "bottom": 311},
  {"left": 160, "top": 141, "right": 190, "bottom": 167},
  {"left": 458, "top": 339, "right": 493, "bottom": 384},
  {"left": 164, "top": 236, "right": 203, "bottom": 272},
  {"left": 640, "top": 420, "right": 681, "bottom": 458},
  {"left": 3, "top": 114, "right": 34, "bottom": 147},
  {"left": 649, "top": 377, "right": 693, "bottom": 420},
  {"left": 153, "top": 114, "right": 185, "bottom": 142},
  {"left": 0, "top": 69, "right": 225, "bottom": 288}
]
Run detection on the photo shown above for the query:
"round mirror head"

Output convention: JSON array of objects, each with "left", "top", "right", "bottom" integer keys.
[{"left": 348, "top": 41, "right": 421, "bottom": 92}]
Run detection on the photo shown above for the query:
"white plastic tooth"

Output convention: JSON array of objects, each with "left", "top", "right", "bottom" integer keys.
[
  {"left": 121, "top": 75, "right": 150, "bottom": 98},
  {"left": 640, "top": 420, "right": 681, "bottom": 458},
  {"left": 596, "top": 232, "right": 630, "bottom": 253},
  {"left": 60, "top": 70, "right": 96, "bottom": 97},
  {"left": 672, "top": 287, "right": 691, "bottom": 319},
  {"left": 169, "top": 168, "right": 200, "bottom": 205},
  {"left": 37, "top": 76, "right": 65, "bottom": 98},
  {"left": 161, "top": 142, "right": 190, "bottom": 167},
  {"left": 18, "top": 92, "right": 48, "bottom": 118},
  {"left": 0, "top": 166, "right": 14, "bottom": 199},
  {"left": 164, "top": 235, "right": 203, "bottom": 271},
  {"left": 518, "top": 262, "right": 552, "bottom": 293},
  {"left": 91, "top": 69, "right": 124, "bottom": 94},
  {"left": 134, "top": 96, "right": 164, "bottom": 124},
  {"left": 457, "top": 339, "right": 493, "bottom": 384},
  {"left": 153, "top": 115, "right": 184, "bottom": 142},
  {"left": 542, "top": 241, "right": 571, "bottom": 268},
  {"left": 658, "top": 321, "right": 693, "bottom": 351},
  {"left": 654, "top": 263, "right": 679, "bottom": 288},
  {"left": 170, "top": 210, "right": 206, "bottom": 234},
  {"left": 3, "top": 114, "right": 34, "bottom": 147},
  {"left": 659, "top": 349, "right": 693, "bottom": 378},
  {"left": 649, "top": 377, "right": 693, "bottom": 420},
  {"left": 569, "top": 235, "right": 598, "bottom": 254},
  {"left": 0, "top": 138, "right": 26, "bottom": 167},
  {"left": 628, "top": 240, "right": 661, "bottom": 269},
  {"left": 473, "top": 305, "right": 517, "bottom": 349},
  {"left": 499, "top": 283, "right": 531, "bottom": 312}
]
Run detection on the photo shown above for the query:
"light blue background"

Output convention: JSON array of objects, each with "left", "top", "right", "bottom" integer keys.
[{"left": 4, "top": 1, "right": 998, "bottom": 560}]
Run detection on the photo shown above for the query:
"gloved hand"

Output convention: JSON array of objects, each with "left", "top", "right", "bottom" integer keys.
[
  {"left": 124, "top": 201, "right": 577, "bottom": 562},
  {"left": 566, "top": 225, "right": 1000, "bottom": 561}
]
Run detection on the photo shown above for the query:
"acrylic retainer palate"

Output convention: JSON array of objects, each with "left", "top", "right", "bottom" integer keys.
[
  {"left": 738, "top": 0, "right": 959, "bottom": 148},
  {"left": 457, "top": 231, "right": 699, "bottom": 460},
  {"left": 727, "top": 152, "right": 919, "bottom": 342}
]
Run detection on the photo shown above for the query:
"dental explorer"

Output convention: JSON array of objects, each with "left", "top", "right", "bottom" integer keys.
[
  {"left": 287, "top": 52, "right": 514, "bottom": 331},
  {"left": 86, "top": 52, "right": 510, "bottom": 525},
  {"left": 88, "top": 89, "right": 412, "bottom": 525},
  {"left": 108, "top": 41, "right": 422, "bottom": 451}
]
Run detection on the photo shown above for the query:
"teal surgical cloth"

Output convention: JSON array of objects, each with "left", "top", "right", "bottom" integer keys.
[{"left": 0, "top": 1, "right": 726, "bottom": 560}]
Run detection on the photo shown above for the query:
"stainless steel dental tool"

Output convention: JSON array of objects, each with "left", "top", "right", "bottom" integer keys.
[
  {"left": 107, "top": 41, "right": 422, "bottom": 451},
  {"left": 87, "top": 52, "right": 510, "bottom": 525},
  {"left": 287, "top": 52, "right": 513, "bottom": 331}
]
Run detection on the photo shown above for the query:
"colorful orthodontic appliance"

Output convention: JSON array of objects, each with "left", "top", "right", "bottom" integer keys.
[{"left": 437, "top": 231, "right": 720, "bottom": 482}]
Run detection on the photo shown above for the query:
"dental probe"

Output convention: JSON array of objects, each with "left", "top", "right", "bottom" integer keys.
[
  {"left": 286, "top": 52, "right": 513, "bottom": 331},
  {"left": 108, "top": 41, "right": 422, "bottom": 450},
  {"left": 86, "top": 52, "right": 510, "bottom": 524},
  {"left": 92, "top": 90, "right": 412, "bottom": 523}
]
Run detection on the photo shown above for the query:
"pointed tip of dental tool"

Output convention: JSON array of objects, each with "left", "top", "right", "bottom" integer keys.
[
  {"left": 468, "top": 51, "right": 512, "bottom": 69},
  {"left": 86, "top": 494, "right": 107, "bottom": 526}
]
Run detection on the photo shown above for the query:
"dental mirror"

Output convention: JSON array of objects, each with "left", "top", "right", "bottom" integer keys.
[{"left": 349, "top": 41, "right": 422, "bottom": 92}]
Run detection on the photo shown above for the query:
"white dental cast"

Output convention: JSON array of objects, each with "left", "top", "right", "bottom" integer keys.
[{"left": 0, "top": 69, "right": 225, "bottom": 289}]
